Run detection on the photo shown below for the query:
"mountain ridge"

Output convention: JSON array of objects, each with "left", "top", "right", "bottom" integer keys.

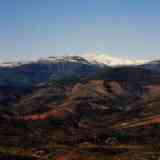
[
  {"left": 0, "top": 53, "right": 159, "bottom": 88},
  {"left": 0, "top": 53, "right": 149, "bottom": 67}
]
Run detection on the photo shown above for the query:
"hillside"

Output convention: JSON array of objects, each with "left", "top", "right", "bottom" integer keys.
[{"left": 0, "top": 55, "right": 160, "bottom": 159}]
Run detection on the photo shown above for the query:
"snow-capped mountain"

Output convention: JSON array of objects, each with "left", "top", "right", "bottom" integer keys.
[
  {"left": 0, "top": 55, "right": 104, "bottom": 87},
  {"left": 0, "top": 56, "right": 90, "bottom": 68},
  {"left": 0, "top": 53, "right": 159, "bottom": 87},
  {"left": 0, "top": 53, "right": 148, "bottom": 67},
  {"left": 81, "top": 53, "right": 148, "bottom": 66}
]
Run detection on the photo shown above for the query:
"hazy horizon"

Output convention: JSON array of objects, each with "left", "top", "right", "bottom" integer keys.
[{"left": 0, "top": 0, "right": 160, "bottom": 61}]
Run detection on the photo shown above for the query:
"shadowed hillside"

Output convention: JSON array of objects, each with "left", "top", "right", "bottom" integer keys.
[{"left": 0, "top": 62, "right": 160, "bottom": 159}]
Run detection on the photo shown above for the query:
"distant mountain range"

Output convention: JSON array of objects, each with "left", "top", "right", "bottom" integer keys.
[
  {"left": 0, "top": 53, "right": 149, "bottom": 67},
  {"left": 0, "top": 53, "right": 159, "bottom": 87}
]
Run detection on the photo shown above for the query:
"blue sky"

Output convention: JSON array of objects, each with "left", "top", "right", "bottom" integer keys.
[{"left": 0, "top": 0, "right": 160, "bottom": 61}]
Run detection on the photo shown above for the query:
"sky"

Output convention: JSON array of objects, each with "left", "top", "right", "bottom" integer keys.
[{"left": 0, "top": 0, "right": 160, "bottom": 62}]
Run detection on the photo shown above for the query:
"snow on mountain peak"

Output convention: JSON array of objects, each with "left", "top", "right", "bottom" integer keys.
[
  {"left": 0, "top": 53, "right": 149, "bottom": 68},
  {"left": 0, "top": 55, "right": 90, "bottom": 68},
  {"left": 81, "top": 53, "right": 148, "bottom": 66}
]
